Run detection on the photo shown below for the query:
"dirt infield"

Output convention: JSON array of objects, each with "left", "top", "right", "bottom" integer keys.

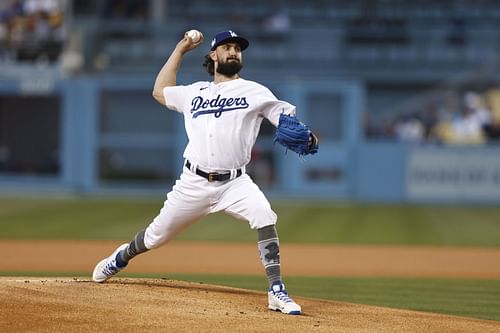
[
  {"left": 1, "top": 277, "right": 499, "bottom": 333},
  {"left": 2, "top": 240, "right": 500, "bottom": 278},
  {"left": 2, "top": 240, "right": 500, "bottom": 332}
]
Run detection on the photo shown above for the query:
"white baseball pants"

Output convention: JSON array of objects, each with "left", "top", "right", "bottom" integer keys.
[{"left": 143, "top": 168, "right": 277, "bottom": 250}]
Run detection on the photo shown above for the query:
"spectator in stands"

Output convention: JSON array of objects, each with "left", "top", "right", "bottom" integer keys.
[
  {"left": 482, "top": 88, "right": 500, "bottom": 140},
  {"left": 23, "top": 0, "right": 59, "bottom": 15},
  {"left": 483, "top": 119, "right": 500, "bottom": 140},
  {"left": 433, "top": 91, "right": 490, "bottom": 145},
  {"left": 2, "top": 1, "right": 25, "bottom": 57},
  {"left": 0, "top": 19, "right": 8, "bottom": 59},
  {"left": 366, "top": 89, "right": 500, "bottom": 145},
  {"left": 394, "top": 113, "right": 425, "bottom": 144},
  {"left": 464, "top": 91, "right": 492, "bottom": 127},
  {"left": 0, "top": 0, "right": 64, "bottom": 62},
  {"left": 419, "top": 102, "right": 441, "bottom": 143}
]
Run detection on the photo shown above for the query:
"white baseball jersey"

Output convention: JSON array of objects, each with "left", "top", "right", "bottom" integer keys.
[
  {"left": 163, "top": 78, "right": 296, "bottom": 171},
  {"left": 143, "top": 78, "right": 291, "bottom": 249}
]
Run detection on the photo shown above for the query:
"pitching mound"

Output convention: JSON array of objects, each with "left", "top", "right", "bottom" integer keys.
[{"left": 1, "top": 278, "right": 499, "bottom": 332}]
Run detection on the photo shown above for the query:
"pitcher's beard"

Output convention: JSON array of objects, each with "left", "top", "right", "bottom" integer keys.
[{"left": 217, "top": 60, "right": 243, "bottom": 77}]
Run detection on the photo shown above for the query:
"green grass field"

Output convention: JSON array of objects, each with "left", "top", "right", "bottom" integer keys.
[
  {"left": 1, "top": 196, "right": 500, "bottom": 321},
  {"left": 1, "top": 197, "right": 500, "bottom": 246},
  {"left": 159, "top": 274, "right": 500, "bottom": 322}
]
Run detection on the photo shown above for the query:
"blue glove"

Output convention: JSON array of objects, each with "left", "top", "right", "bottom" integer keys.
[{"left": 274, "top": 113, "right": 319, "bottom": 156}]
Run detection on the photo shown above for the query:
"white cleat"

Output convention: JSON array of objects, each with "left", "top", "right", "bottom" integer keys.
[
  {"left": 92, "top": 243, "right": 128, "bottom": 283},
  {"left": 268, "top": 283, "right": 302, "bottom": 315}
]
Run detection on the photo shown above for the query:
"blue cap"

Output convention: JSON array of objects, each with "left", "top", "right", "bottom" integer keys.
[{"left": 210, "top": 30, "right": 249, "bottom": 51}]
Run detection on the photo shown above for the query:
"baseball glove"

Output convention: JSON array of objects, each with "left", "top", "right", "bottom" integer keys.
[{"left": 274, "top": 113, "right": 319, "bottom": 156}]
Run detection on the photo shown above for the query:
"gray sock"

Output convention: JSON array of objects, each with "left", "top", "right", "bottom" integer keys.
[
  {"left": 257, "top": 225, "right": 282, "bottom": 288},
  {"left": 118, "top": 230, "right": 149, "bottom": 265}
]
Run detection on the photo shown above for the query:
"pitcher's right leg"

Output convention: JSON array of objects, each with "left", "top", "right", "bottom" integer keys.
[{"left": 92, "top": 171, "right": 210, "bottom": 282}]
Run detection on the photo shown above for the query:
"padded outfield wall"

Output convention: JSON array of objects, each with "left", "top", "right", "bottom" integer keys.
[{"left": 0, "top": 73, "right": 499, "bottom": 203}]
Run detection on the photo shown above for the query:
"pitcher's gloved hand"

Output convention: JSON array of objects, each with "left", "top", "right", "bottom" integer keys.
[{"left": 274, "top": 113, "right": 319, "bottom": 156}]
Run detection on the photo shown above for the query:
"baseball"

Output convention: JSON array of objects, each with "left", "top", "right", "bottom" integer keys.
[{"left": 186, "top": 29, "right": 201, "bottom": 43}]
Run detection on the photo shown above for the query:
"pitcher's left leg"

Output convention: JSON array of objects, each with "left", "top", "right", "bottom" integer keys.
[
  {"left": 258, "top": 224, "right": 301, "bottom": 315},
  {"left": 217, "top": 175, "right": 302, "bottom": 314}
]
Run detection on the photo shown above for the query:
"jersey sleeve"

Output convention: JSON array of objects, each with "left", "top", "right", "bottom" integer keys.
[
  {"left": 163, "top": 85, "right": 187, "bottom": 113},
  {"left": 259, "top": 87, "right": 296, "bottom": 127}
]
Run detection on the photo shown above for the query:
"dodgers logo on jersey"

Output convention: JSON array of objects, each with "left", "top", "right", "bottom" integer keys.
[{"left": 190, "top": 94, "right": 249, "bottom": 118}]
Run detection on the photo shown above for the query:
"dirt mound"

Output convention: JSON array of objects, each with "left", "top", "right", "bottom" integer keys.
[{"left": 1, "top": 278, "right": 498, "bottom": 332}]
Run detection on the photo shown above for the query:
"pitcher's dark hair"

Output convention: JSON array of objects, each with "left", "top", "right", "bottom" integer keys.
[{"left": 202, "top": 54, "right": 214, "bottom": 76}]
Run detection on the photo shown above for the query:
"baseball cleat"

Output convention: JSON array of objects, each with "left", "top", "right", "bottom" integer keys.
[
  {"left": 268, "top": 283, "right": 302, "bottom": 315},
  {"left": 92, "top": 243, "right": 128, "bottom": 283}
]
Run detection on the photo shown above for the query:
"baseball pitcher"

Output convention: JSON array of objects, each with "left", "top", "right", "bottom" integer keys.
[{"left": 92, "top": 29, "right": 319, "bottom": 315}]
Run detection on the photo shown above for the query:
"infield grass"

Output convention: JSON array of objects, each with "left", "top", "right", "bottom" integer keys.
[{"left": 1, "top": 196, "right": 500, "bottom": 246}]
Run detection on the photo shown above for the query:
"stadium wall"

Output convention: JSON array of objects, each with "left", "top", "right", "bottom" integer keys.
[{"left": 1, "top": 75, "right": 499, "bottom": 203}]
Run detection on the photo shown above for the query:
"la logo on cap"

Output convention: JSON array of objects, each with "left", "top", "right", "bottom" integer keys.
[{"left": 210, "top": 30, "right": 249, "bottom": 51}]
